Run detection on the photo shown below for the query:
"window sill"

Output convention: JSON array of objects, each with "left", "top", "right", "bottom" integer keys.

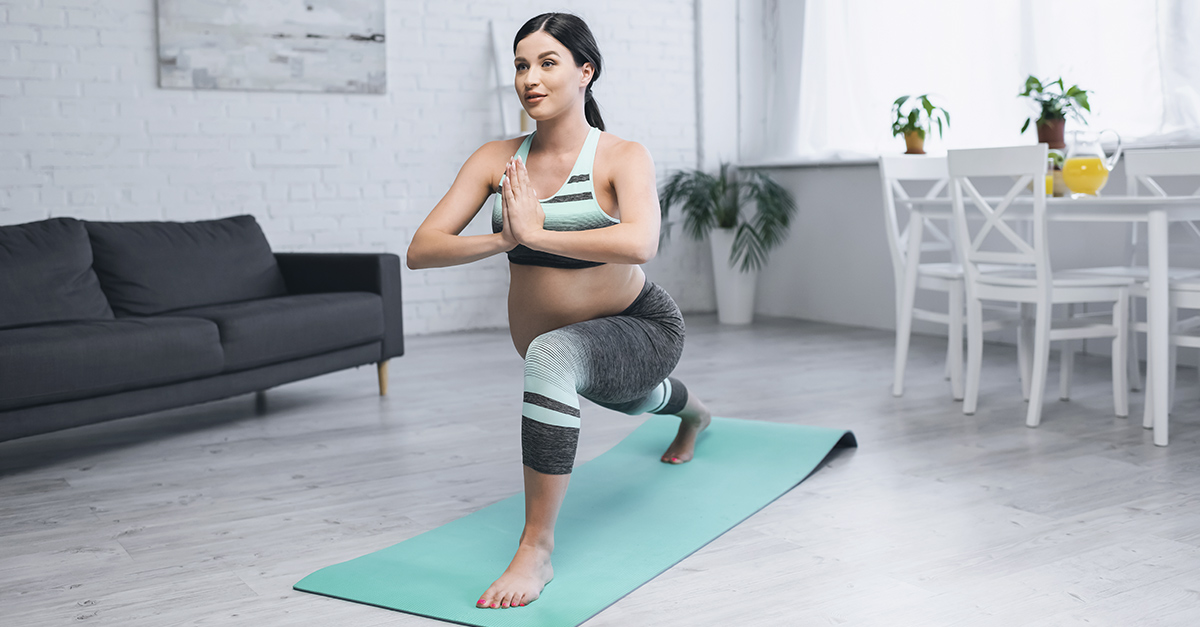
[{"left": 741, "top": 137, "right": 1200, "bottom": 170}]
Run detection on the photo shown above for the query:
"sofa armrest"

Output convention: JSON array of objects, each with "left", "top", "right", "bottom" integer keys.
[{"left": 274, "top": 253, "right": 404, "bottom": 360}]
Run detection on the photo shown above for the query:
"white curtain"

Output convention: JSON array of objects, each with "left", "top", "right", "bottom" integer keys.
[{"left": 780, "top": 0, "right": 1200, "bottom": 160}]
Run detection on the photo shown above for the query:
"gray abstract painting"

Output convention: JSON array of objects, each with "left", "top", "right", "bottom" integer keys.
[{"left": 157, "top": 0, "right": 386, "bottom": 94}]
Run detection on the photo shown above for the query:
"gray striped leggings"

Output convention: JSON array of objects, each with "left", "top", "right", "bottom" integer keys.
[{"left": 521, "top": 281, "right": 689, "bottom": 474}]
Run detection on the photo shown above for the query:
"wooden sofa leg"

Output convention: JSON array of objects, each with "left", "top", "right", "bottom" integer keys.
[{"left": 377, "top": 361, "right": 389, "bottom": 396}]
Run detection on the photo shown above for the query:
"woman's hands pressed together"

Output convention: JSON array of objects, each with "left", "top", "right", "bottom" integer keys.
[{"left": 501, "top": 156, "right": 545, "bottom": 248}]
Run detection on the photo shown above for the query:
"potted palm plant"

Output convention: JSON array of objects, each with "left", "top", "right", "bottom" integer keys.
[
  {"left": 891, "top": 94, "right": 950, "bottom": 155},
  {"left": 1018, "top": 75, "right": 1091, "bottom": 149},
  {"left": 659, "top": 164, "right": 797, "bottom": 324}
]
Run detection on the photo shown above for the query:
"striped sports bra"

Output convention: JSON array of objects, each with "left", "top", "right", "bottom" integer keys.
[{"left": 492, "top": 127, "right": 620, "bottom": 268}]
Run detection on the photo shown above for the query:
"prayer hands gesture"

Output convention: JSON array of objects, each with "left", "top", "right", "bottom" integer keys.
[{"left": 501, "top": 156, "right": 544, "bottom": 248}]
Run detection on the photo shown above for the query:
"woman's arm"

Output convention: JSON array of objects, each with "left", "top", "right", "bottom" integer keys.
[
  {"left": 502, "top": 140, "right": 660, "bottom": 265},
  {"left": 407, "top": 141, "right": 518, "bottom": 270}
]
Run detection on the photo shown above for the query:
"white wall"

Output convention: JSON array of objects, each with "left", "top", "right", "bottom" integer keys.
[
  {"left": 0, "top": 0, "right": 712, "bottom": 335},
  {"left": 736, "top": 0, "right": 804, "bottom": 162},
  {"left": 695, "top": 0, "right": 737, "bottom": 170}
]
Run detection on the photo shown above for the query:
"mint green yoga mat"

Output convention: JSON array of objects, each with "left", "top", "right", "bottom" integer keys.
[{"left": 295, "top": 416, "right": 855, "bottom": 626}]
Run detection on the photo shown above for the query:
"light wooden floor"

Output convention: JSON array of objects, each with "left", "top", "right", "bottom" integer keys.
[{"left": 3, "top": 316, "right": 1200, "bottom": 626}]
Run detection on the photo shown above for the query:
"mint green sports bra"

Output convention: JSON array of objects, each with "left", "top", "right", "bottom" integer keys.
[{"left": 492, "top": 127, "right": 620, "bottom": 268}]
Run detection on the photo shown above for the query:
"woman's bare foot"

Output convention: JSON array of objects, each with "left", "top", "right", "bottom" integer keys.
[
  {"left": 476, "top": 542, "right": 554, "bottom": 609},
  {"left": 661, "top": 403, "right": 711, "bottom": 464}
]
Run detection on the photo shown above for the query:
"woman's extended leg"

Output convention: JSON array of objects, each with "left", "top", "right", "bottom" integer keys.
[
  {"left": 660, "top": 390, "right": 712, "bottom": 464},
  {"left": 476, "top": 465, "right": 567, "bottom": 609}
]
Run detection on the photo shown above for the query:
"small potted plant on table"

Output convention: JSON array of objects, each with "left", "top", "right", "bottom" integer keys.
[
  {"left": 1018, "top": 75, "right": 1091, "bottom": 149},
  {"left": 891, "top": 94, "right": 950, "bottom": 155},
  {"left": 659, "top": 164, "right": 797, "bottom": 325}
]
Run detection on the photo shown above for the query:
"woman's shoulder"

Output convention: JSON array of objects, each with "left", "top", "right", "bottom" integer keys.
[
  {"left": 597, "top": 131, "right": 654, "bottom": 172},
  {"left": 473, "top": 135, "right": 529, "bottom": 162},
  {"left": 461, "top": 136, "right": 529, "bottom": 188}
]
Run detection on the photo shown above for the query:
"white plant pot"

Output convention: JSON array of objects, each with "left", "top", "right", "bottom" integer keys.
[{"left": 709, "top": 228, "right": 758, "bottom": 325}]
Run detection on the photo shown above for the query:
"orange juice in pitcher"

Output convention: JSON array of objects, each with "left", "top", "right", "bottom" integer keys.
[
  {"left": 1061, "top": 157, "right": 1108, "bottom": 195},
  {"left": 1062, "top": 129, "right": 1122, "bottom": 197}
]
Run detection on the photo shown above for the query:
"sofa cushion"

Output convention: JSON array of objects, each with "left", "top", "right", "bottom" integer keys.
[
  {"left": 85, "top": 215, "right": 287, "bottom": 316},
  {"left": 170, "top": 292, "right": 384, "bottom": 371},
  {"left": 0, "top": 217, "right": 114, "bottom": 330},
  {"left": 0, "top": 317, "right": 224, "bottom": 411}
]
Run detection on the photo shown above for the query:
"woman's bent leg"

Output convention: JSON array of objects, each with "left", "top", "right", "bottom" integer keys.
[{"left": 480, "top": 282, "right": 699, "bottom": 606}]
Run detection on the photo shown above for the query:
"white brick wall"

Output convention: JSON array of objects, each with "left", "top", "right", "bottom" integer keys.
[{"left": 0, "top": 0, "right": 713, "bottom": 335}]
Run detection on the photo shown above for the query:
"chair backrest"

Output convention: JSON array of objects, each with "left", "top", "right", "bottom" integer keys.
[
  {"left": 1126, "top": 148, "right": 1200, "bottom": 196},
  {"left": 948, "top": 144, "right": 1049, "bottom": 290},
  {"left": 1124, "top": 148, "right": 1200, "bottom": 255},
  {"left": 878, "top": 155, "right": 950, "bottom": 288}
]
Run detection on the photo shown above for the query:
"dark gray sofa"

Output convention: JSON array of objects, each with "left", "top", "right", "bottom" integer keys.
[{"left": 0, "top": 215, "right": 403, "bottom": 443}]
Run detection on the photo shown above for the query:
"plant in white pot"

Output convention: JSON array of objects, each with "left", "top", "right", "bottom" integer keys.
[{"left": 659, "top": 164, "right": 797, "bottom": 324}]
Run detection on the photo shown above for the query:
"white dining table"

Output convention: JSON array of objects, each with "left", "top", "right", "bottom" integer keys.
[{"left": 902, "top": 194, "right": 1200, "bottom": 446}]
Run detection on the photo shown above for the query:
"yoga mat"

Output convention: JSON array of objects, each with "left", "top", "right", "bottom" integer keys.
[{"left": 295, "top": 416, "right": 856, "bottom": 626}]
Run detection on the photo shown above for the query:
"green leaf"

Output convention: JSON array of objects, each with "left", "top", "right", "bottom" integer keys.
[
  {"left": 893, "top": 95, "right": 910, "bottom": 107},
  {"left": 1020, "top": 75, "right": 1041, "bottom": 96},
  {"left": 728, "top": 171, "right": 798, "bottom": 272},
  {"left": 731, "top": 222, "right": 767, "bottom": 273},
  {"left": 1075, "top": 92, "right": 1091, "bottom": 112},
  {"left": 1020, "top": 117, "right": 1031, "bottom": 134},
  {"left": 659, "top": 169, "right": 721, "bottom": 244}
]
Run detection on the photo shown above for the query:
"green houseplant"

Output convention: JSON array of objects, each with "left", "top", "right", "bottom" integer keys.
[
  {"left": 659, "top": 164, "right": 797, "bottom": 324},
  {"left": 1018, "top": 75, "right": 1091, "bottom": 149},
  {"left": 891, "top": 94, "right": 950, "bottom": 155}
]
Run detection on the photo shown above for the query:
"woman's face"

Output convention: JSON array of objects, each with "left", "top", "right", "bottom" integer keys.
[{"left": 514, "top": 30, "right": 593, "bottom": 122}]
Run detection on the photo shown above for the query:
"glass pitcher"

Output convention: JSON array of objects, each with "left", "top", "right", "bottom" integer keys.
[{"left": 1062, "top": 129, "right": 1122, "bottom": 197}]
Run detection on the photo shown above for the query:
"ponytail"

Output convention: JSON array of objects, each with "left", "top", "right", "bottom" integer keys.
[{"left": 584, "top": 88, "right": 605, "bottom": 131}]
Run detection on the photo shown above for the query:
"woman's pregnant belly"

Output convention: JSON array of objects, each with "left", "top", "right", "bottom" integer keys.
[{"left": 507, "top": 263, "right": 646, "bottom": 357}]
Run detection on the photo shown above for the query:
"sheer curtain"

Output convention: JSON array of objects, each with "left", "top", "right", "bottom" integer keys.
[{"left": 780, "top": 0, "right": 1200, "bottom": 161}]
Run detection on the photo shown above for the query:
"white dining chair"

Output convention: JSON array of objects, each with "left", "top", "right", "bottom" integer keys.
[
  {"left": 1147, "top": 277, "right": 1200, "bottom": 426},
  {"left": 880, "top": 155, "right": 1020, "bottom": 399},
  {"left": 1075, "top": 148, "right": 1200, "bottom": 401},
  {"left": 949, "top": 144, "right": 1133, "bottom": 427}
]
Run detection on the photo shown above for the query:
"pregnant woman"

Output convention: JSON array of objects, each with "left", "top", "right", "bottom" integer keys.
[{"left": 406, "top": 12, "right": 711, "bottom": 610}]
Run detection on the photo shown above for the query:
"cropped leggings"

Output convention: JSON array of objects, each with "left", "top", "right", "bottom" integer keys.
[{"left": 521, "top": 280, "right": 689, "bottom": 475}]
